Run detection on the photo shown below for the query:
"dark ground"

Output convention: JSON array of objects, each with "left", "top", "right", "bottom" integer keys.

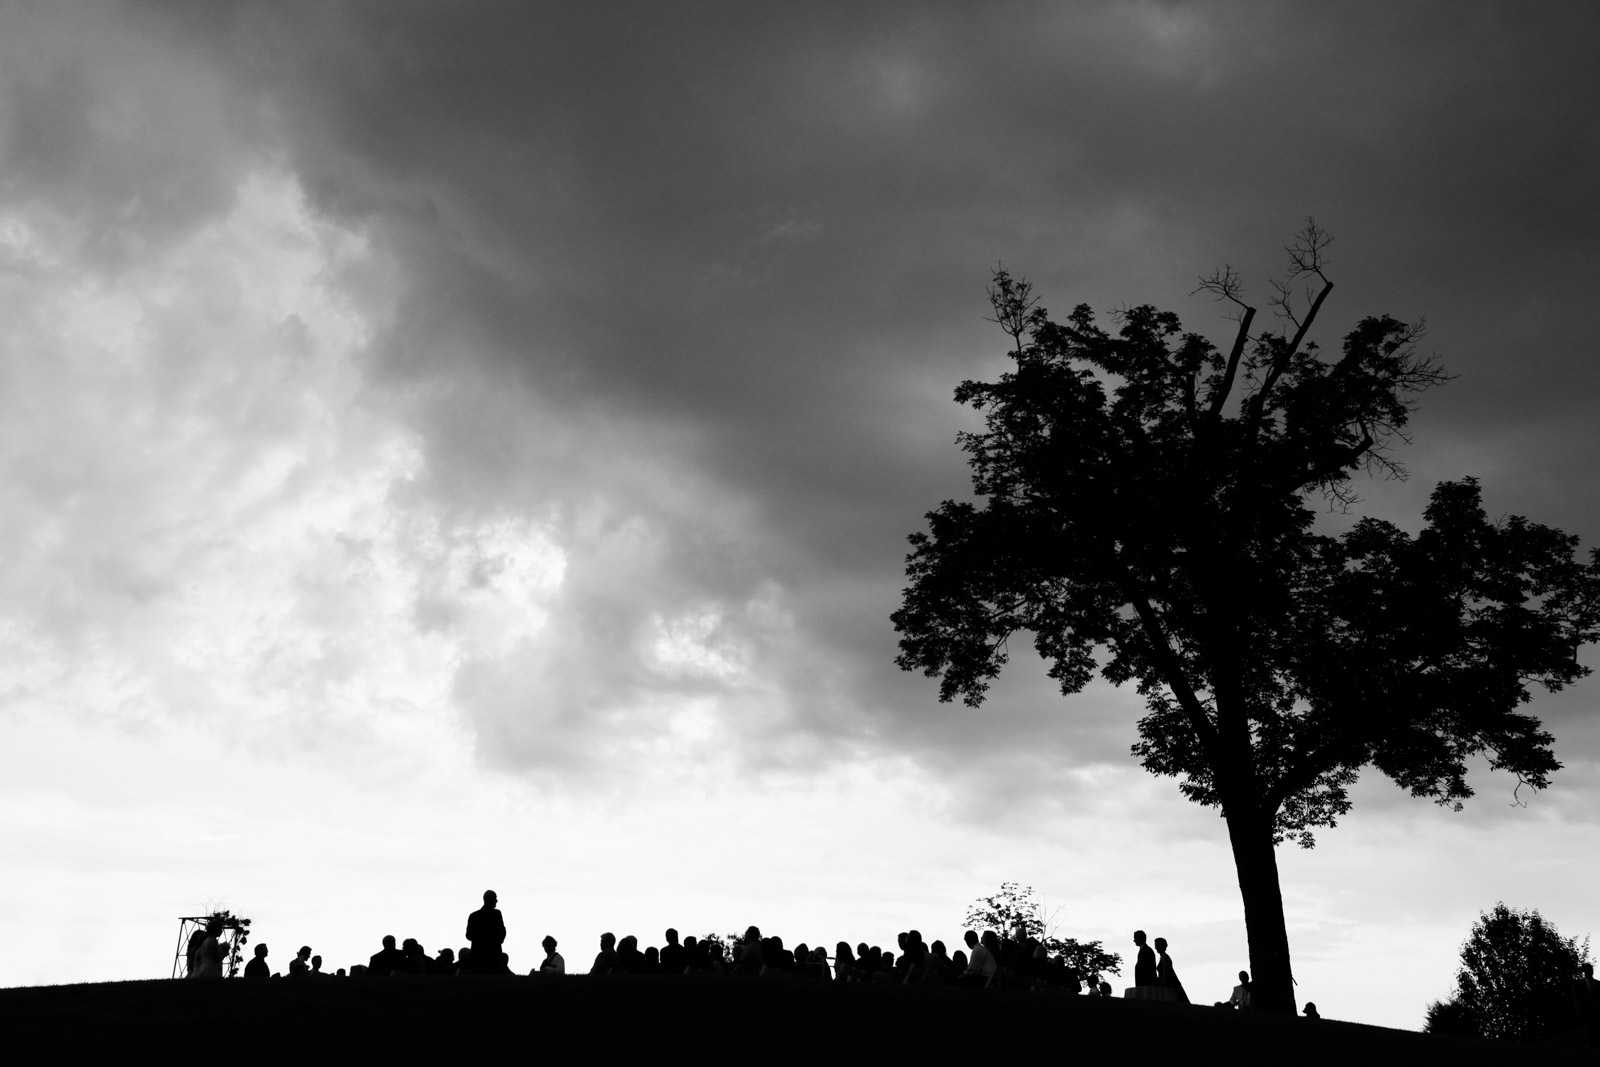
[{"left": 0, "top": 974, "right": 1560, "bottom": 1063}]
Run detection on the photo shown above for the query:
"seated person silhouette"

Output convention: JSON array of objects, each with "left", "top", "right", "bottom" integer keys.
[
  {"left": 536, "top": 935, "right": 564, "bottom": 976},
  {"left": 430, "top": 947, "right": 456, "bottom": 976},
  {"left": 402, "top": 938, "right": 429, "bottom": 975},
  {"left": 368, "top": 935, "right": 406, "bottom": 976},
  {"left": 1219, "top": 970, "right": 1251, "bottom": 1009},
  {"left": 731, "top": 927, "right": 765, "bottom": 976},
  {"left": 702, "top": 939, "right": 725, "bottom": 974},
  {"left": 310, "top": 954, "right": 326, "bottom": 977},
  {"left": 244, "top": 943, "right": 271, "bottom": 979},
  {"left": 617, "top": 935, "right": 645, "bottom": 974},
  {"left": 591, "top": 932, "right": 618, "bottom": 975},
  {"left": 660, "top": 929, "right": 685, "bottom": 975},
  {"left": 900, "top": 930, "right": 929, "bottom": 984},
  {"left": 465, "top": 890, "right": 506, "bottom": 974},
  {"left": 833, "top": 942, "right": 857, "bottom": 982},
  {"left": 923, "top": 940, "right": 952, "bottom": 985},
  {"left": 766, "top": 935, "right": 793, "bottom": 973},
  {"left": 957, "top": 930, "right": 995, "bottom": 987},
  {"left": 289, "top": 945, "right": 312, "bottom": 977},
  {"left": 1303, "top": 1002, "right": 1321, "bottom": 1020}
]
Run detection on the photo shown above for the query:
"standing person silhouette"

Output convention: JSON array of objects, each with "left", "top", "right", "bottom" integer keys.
[
  {"left": 1153, "top": 937, "right": 1189, "bottom": 1004},
  {"left": 466, "top": 890, "right": 507, "bottom": 974},
  {"left": 190, "top": 918, "right": 225, "bottom": 980},
  {"left": 1133, "top": 930, "right": 1157, "bottom": 988}
]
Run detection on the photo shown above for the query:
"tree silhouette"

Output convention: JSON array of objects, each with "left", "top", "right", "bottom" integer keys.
[
  {"left": 1426, "top": 903, "right": 1591, "bottom": 1041},
  {"left": 893, "top": 222, "right": 1600, "bottom": 1014},
  {"left": 962, "top": 882, "right": 1120, "bottom": 982}
]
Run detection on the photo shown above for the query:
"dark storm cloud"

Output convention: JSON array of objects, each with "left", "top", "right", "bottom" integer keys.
[{"left": 136, "top": 1, "right": 1600, "bottom": 803}]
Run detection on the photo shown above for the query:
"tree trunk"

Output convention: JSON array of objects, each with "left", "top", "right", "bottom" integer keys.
[{"left": 1225, "top": 810, "right": 1297, "bottom": 1015}]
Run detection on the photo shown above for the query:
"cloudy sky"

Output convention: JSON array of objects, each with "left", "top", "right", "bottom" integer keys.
[{"left": 3, "top": 0, "right": 1598, "bottom": 1027}]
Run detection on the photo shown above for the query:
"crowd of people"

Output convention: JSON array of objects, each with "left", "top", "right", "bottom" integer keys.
[{"left": 183, "top": 890, "right": 1253, "bottom": 1009}]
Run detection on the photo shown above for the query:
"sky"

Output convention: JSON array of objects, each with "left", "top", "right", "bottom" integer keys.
[{"left": 1, "top": 0, "right": 1598, "bottom": 1029}]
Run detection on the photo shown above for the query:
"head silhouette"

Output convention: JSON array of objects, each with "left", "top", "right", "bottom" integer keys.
[
  {"left": 483, "top": 890, "right": 497, "bottom": 906},
  {"left": 1133, "top": 930, "right": 1147, "bottom": 946},
  {"left": 311, "top": 955, "right": 322, "bottom": 971},
  {"left": 1153, "top": 937, "right": 1168, "bottom": 953},
  {"left": 964, "top": 930, "right": 978, "bottom": 948},
  {"left": 382, "top": 935, "right": 396, "bottom": 950},
  {"left": 600, "top": 932, "right": 616, "bottom": 950},
  {"left": 543, "top": 935, "right": 557, "bottom": 953},
  {"left": 665, "top": 928, "right": 679, "bottom": 945},
  {"left": 297, "top": 946, "right": 311, "bottom": 960},
  {"left": 254, "top": 944, "right": 268, "bottom": 959}
]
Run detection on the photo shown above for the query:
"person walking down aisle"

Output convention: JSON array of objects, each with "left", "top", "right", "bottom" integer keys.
[
  {"left": 1154, "top": 937, "right": 1188, "bottom": 1005},
  {"left": 1133, "top": 931, "right": 1157, "bottom": 989}
]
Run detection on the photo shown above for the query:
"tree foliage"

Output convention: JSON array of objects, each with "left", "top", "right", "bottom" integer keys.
[
  {"left": 961, "top": 881, "right": 1121, "bottom": 981},
  {"left": 894, "top": 222, "right": 1600, "bottom": 1013},
  {"left": 1427, "top": 903, "right": 1591, "bottom": 1041}
]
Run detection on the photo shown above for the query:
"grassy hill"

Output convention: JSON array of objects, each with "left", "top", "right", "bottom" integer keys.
[{"left": 0, "top": 974, "right": 1543, "bottom": 1063}]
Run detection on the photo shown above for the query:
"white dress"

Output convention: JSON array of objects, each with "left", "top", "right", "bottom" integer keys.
[{"left": 190, "top": 935, "right": 224, "bottom": 979}]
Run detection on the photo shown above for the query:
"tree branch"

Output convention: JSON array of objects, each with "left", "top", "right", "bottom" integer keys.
[
  {"left": 1210, "top": 305, "right": 1256, "bottom": 420},
  {"left": 1121, "top": 579, "right": 1223, "bottom": 768}
]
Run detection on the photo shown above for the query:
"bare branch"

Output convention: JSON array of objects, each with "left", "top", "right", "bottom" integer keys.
[
  {"left": 1194, "top": 264, "right": 1249, "bottom": 312},
  {"left": 1285, "top": 217, "right": 1333, "bottom": 283},
  {"left": 986, "top": 264, "right": 1042, "bottom": 357},
  {"left": 1258, "top": 250, "right": 1334, "bottom": 407},
  {"left": 1268, "top": 278, "right": 1301, "bottom": 331}
]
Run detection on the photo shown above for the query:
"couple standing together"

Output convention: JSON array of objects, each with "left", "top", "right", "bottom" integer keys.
[{"left": 1134, "top": 930, "right": 1188, "bottom": 1004}]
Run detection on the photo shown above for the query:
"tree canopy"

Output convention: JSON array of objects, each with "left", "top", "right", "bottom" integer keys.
[
  {"left": 893, "top": 223, "right": 1600, "bottom": 1014},
  {"left": 962, "top": 881, "right": 1121, "bottom": 981},
  {"left": 1425, "top": 903, "right": 1591, "bottom": 1041}
]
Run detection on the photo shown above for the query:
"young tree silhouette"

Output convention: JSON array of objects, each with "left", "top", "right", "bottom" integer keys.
[
  {"left": 962, "top": 882, "right": 1120, "bottom": 981},
  {"left": 1426, "top": 903, "right": 1591, "bottom": 1041},
  {"left": 893, "top": 222, "right": 1600, "bottom": 1014}
]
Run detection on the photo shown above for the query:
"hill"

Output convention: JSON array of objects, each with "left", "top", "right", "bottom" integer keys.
[{"left": 2, "top": 974, "right": 1529, "bottom": 1062}]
